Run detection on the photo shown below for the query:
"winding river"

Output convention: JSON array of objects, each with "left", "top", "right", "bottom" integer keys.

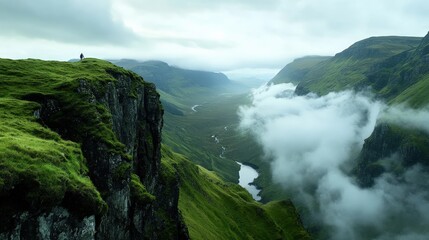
[
  {"left": 191, "top": 104, "right": 201, "bottom": 112},
  {"left": 210, "top": 125, "right": 261, "bottom": 201}
]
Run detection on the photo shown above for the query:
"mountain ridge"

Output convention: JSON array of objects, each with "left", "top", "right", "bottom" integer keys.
[{"left": 292, "top": 36, "right": 423, "bottom": 96}]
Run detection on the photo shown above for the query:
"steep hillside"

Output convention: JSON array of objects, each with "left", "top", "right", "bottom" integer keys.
[
  {"left": 295, "top": 36, "right": 422, "bottom": 95},
  {"left": 269, "top": 56, "right": 331, "bottom": 85},
  {"left": 161, "top": 145, "right": 311, "bottom": 240},
  {"left": 365, "top": 33, "right": 429, "bottom": 107}
]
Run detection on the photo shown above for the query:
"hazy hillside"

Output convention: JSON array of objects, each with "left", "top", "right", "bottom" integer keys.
[
  {"left": 269, "top": 56, "right": 331, "bottom": 85},
  {"left": 112, "top": 59, "right": 243, "bottom": 102}
]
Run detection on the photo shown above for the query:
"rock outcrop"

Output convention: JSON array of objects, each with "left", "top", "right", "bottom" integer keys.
[
  {"left": 354, "top": 123, "right": 429, "bottom": 187},
  {"left": 0, "top": 61, "right": 188, "bottom": 239}
]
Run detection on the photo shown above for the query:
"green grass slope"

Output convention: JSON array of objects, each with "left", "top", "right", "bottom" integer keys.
[
  {"left": 295, "top": 36, "right": 422, "bottom": 95},
  {"left": 161, "top": 145, "right": 311, "bottom": 240},
  {"left": 0, "top": 58, "right": 137, "bottom": 227},
  {"left": 366, "top": 33, "right": 429, "bottom": 107},
  {"left": 269, "top": 56, "right": 331, "bottom": 85}
]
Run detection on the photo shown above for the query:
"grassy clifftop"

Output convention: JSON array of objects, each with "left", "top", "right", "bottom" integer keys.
[{"left": 0, "top": 58, "right": 138, "bottom": 226}]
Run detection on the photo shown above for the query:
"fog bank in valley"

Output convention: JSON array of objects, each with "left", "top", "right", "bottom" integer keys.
[{"left": 239, "top": 83, "right": 429, "bottom": 240}]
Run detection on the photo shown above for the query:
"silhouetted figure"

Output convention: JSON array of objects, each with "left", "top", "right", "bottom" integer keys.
[{"left": 80, "top": 53, "right": 84, "bottom": 61}]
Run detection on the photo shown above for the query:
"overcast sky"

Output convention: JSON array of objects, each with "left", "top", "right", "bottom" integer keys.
[{"left": 1, "top": 0, "right": 428, "bottom": 80}]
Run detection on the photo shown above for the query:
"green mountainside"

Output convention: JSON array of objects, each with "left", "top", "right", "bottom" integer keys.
[
  {"left": 294, "top": 36, "right": 422, "bottom": 96},
  {"left": 0, "top": 58, "right": 309, "bottom": 239},
  {"left": 269, "top": 56, "right": 331, "bottom": 85}
]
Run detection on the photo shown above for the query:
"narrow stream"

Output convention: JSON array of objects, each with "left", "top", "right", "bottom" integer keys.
[
  {"left": 211, "top": 126, "right": 261, "bottom": 201},
  {"left": 237, "top": 162, "right": 261, "bottom": 201},
  {"left": 191, "top": 104, "right": 201, "bottom": 112}
]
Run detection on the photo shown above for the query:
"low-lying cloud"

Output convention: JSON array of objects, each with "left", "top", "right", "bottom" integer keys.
[
  {"left": 239, "top": 83, "right": 429, "bottom": 240},
  {"left": 380, "top": 105, "right": 429, "bottom": 134}
]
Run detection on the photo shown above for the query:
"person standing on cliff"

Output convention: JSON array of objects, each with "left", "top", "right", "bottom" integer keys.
[{"left": 80, "top": 53, "right": 84, "bottom": 61}]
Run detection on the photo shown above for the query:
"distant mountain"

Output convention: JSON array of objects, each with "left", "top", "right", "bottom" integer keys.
[
  {"left": 111, "top": 59, "right": 241, "bottom": 98},
  {"left": 269, "top": 56, "right": 331, "bottom": 85}
]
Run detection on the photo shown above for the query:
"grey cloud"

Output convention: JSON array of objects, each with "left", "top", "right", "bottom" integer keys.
[
  {"left": 380, "top": 105, "right": 429, "bottom": 134},
  {"left": 239, "top": 83, "right": 429, "bottom": 239},
  {"left": 239, "top": 84, "right": 380, "bottom": 188},
  {"left": 0, "top": 0, "right": 137, "bottom": 44},
  {"left": 123, "top": 0, "right": 281, "bottom": 13},
  {"left": 1, "top": 0, "right": 428, "bottom": 71}
]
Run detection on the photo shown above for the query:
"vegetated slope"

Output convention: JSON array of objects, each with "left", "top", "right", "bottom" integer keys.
[
  {"left": 365, "top": 33, "right": 429, "bottom": 107},
  {"left": 353, "top": 32, "right": 429, "bottom": 183},
  {"left": 269, "top": 56, "right": 331, "bottom": 85},
  {"left": 0, "top": 58, "right": 188, "bottom": 239},
  {"left": 161, "top": 145, "right": 311, "bottom": 240},
  {"left": 295, "top": 36, "right": 422, "bottom": 96}
]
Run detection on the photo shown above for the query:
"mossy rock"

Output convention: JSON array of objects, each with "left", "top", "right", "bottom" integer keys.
[
  {"left": 0, "top": 58, "right": 142, "bottom": 222},
  {"left": 130, "top": 174, "right": 155, "bottom": 205}
]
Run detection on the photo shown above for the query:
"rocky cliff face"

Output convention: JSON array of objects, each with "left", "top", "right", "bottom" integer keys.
[
  {"left": 354, "top": 123, "right": 429, "bottom": 188},
  {"left": 0, "top": 64, "right": 188, "bottom": 239}
]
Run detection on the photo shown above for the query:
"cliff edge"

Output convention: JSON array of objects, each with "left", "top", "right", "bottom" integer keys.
[{"left": 0, "top": 58, "right": 188, "bottom": 239}]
